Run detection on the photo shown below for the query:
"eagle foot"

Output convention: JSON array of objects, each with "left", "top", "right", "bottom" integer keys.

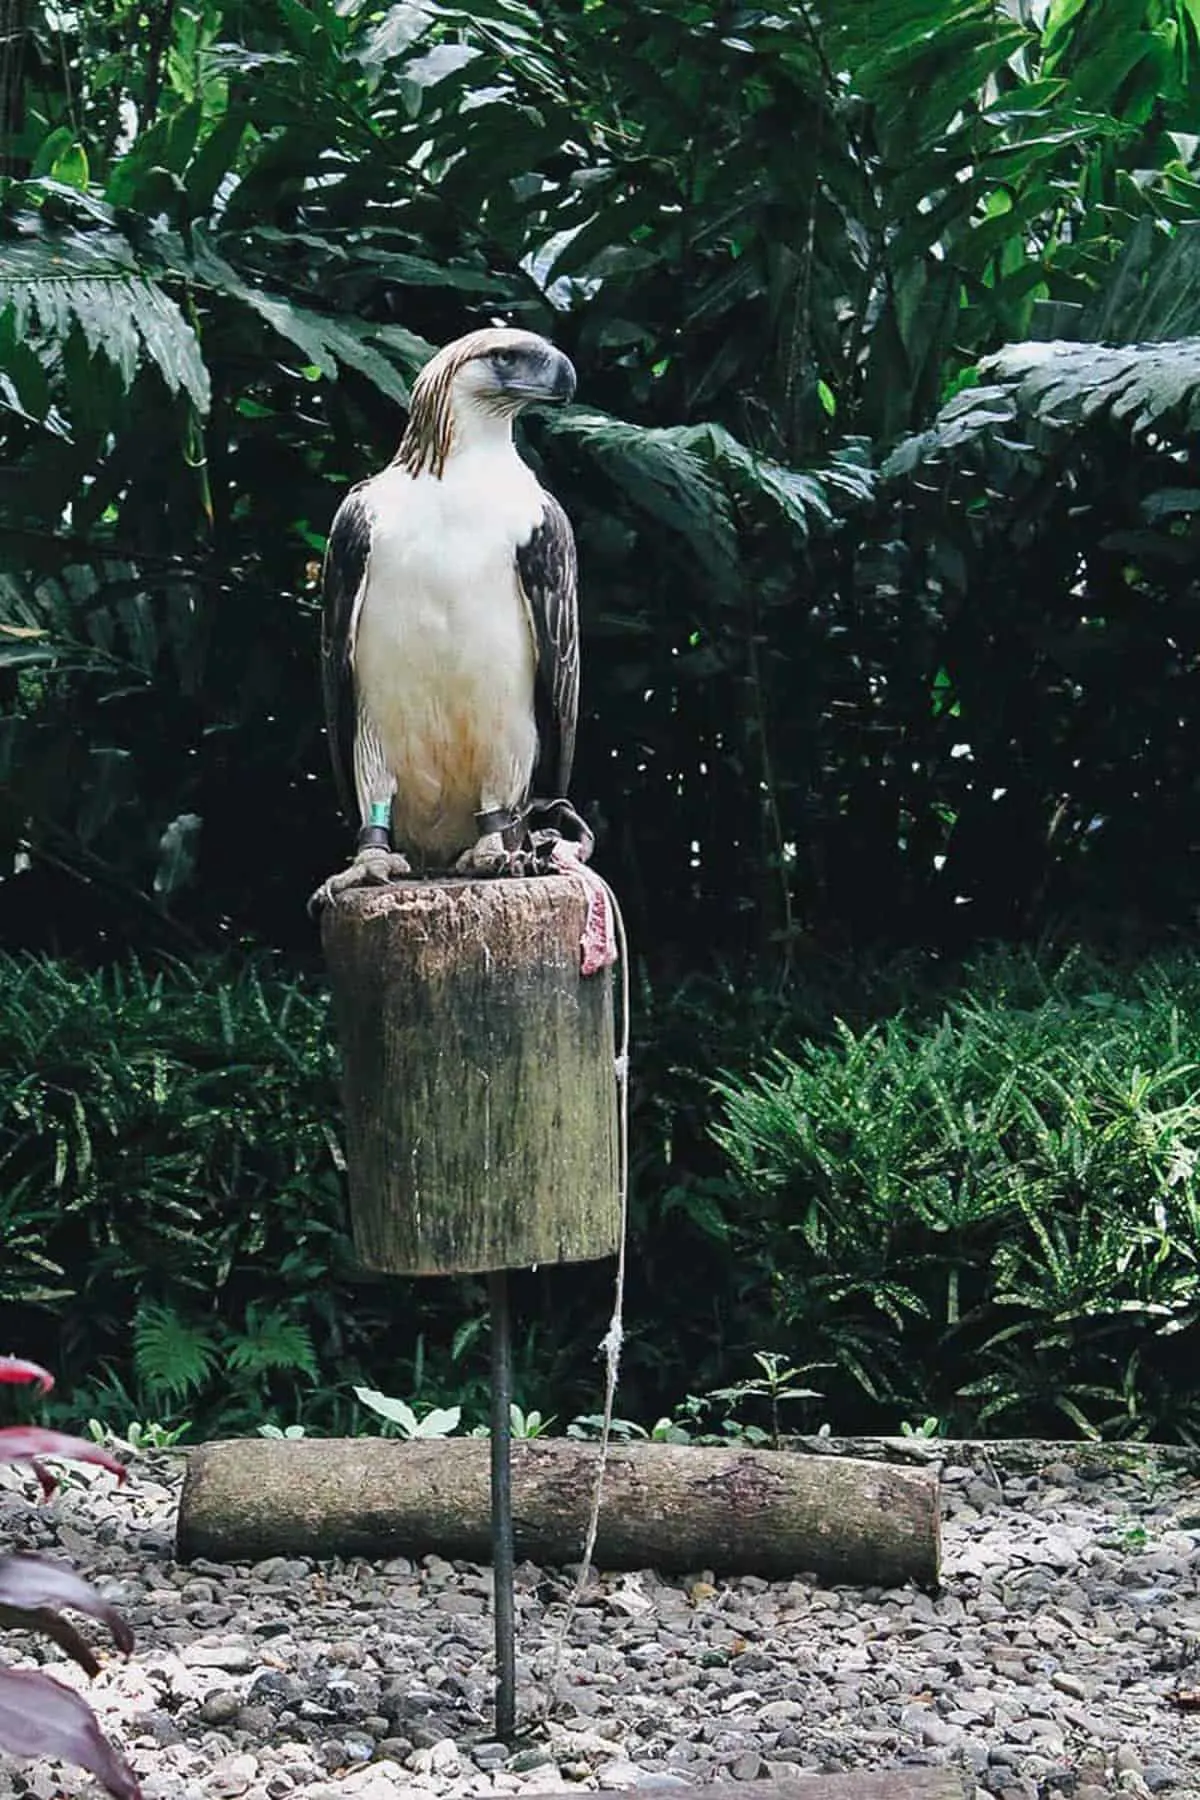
[
  {"left": 307, "top": 847, "right": 413, "bottom": 914},
  {"left": 453, "top": 830, "right": 520, "bottom": 878}
]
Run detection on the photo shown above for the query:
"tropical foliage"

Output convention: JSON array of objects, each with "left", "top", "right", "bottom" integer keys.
[
  {"left": 0, "top": 953, "right": 389, "bottom": 1434},
  {"left": 5, "top": 0, "right": 1200, "bottom": 961},
  {"left": 3, "top": 943, "right": 1200, "bottom": 1444},
  {"left": 714, "top": 945, "right": 1200, "bottom": 1443},
  {"left": 0, "top": 952, "right": 585, "bottom": 1436}
]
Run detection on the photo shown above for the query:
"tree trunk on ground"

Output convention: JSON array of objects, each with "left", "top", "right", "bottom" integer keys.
[
  {"left": 782, "top": 1434, "right": 1200, "bottom": 1473},
  {"left": 538, "top": 1781, "right": 965, "bottom": 1800},
  {"left": 321, "top": 877, "right": 620, "bottom": 1276},
  {"left": 176, "top": 1439, "right": 940, "bottom": 1588}
]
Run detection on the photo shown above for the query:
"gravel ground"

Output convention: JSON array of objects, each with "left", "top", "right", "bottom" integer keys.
[{"left": 0, "top": 1444, "right": 1198, "bottom": 1800}]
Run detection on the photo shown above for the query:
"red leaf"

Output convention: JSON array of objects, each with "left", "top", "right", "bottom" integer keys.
[
  {"left": 0, "top": 1602, "right": 101, "bottom": 1677},
  {"left": 31, "top": 1460, "right": 58, "bottom": 1502},
  {"left": 0, "top": 1554, "right": 134, "bottom": 1660},
  {"left": 0, "top": 1428, "right": 125, "bottom": 1486},
  {"left": 0, "top": 1359, "right": 54, "bottom": 1393},
  {"left": 0, "top": 1667, "right": 141, "bottom": 1800}
]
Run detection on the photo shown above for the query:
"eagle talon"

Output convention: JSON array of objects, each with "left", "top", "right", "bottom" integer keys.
[
  {"left": 308, "top": 847, "right": 413, "bottom": 914},
  {"left": 454, "top": 830, "right": 519, "bottom": 878}
]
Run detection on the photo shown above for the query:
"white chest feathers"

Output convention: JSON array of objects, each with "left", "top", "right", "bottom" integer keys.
[{"left": 352, "top": 445, "right": 544, "bottom": 860}]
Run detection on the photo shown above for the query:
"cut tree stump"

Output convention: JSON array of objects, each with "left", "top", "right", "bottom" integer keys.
[
  {"left": 320, "top": 876, "right": 620, "bottom": 1275},
  {"left": 175, "top": 1439, "right": 940, "bottom": 1587}
]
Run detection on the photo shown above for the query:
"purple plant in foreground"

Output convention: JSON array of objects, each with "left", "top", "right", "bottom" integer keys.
[{"left": 0, "top": 1355, "right": 141, "bottom": 1800}]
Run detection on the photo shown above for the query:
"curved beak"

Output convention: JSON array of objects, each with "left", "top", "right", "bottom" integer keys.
[
  {"left": 501, "top": 348, "right": 576, "bottom": 407},
  {"left": 547, "top": 349, "right": 576, "bottom": 404}
]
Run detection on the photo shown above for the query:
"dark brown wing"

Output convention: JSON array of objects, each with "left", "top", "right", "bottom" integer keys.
[
  {"left": 320, "top": 487, "right": 373, "bottom": 823},
  {"left": 517, "top": 489, "right": 578, "bottom": 797}
]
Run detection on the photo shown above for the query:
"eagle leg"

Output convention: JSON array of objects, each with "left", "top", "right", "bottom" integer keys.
[{"left": 452, "top": 805, "right": 527, "bottom": 877}]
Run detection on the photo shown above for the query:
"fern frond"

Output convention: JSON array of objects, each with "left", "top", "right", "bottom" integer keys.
[
  {"left": 133, "top": 1302, "right": 218, "bottom": 1403},
  {"left": 226, "top": 1307, "right": 318, "bottom": 1380},
  {"left": 990, "top": 337, "right": 1200, "bottom": 437},
  {"left": 548, "top": 409, "right": 873, "bottom": 578},
  {"left": 675, "top": 422, "right": 877, "bottom": 538},
  {"left": 546, "top": 407, "right": 738, "bottom": 582},
  {"left": 0, "top": 229, "right": 209, "bottom": 412},
  {"left": 886, "top": 336, "right": 1200, "bottom": 478},
  {"left": 190, "top": 232, "right": 414, "bottom": 407}
]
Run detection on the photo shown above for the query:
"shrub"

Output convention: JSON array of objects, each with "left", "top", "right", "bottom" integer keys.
[
  {"left": 712, "top": 947, "right": 1200, "bottom": 1442},
  {"left": 0, "top": 954, "right": 453, "bottom": 1435},
  {"left": 9, "top": 943, "right": 1200, "bottom": 1443}
]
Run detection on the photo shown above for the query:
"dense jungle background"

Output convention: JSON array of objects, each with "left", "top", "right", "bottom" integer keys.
[{"left": 5, "top": 0, "right": 1200, "bottom": 1447}]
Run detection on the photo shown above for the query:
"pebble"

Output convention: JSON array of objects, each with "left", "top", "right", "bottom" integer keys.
[
  {"left": 198, "top": 1689, "right": 241, "bottom": 1725},
  {"left": 181, "top": 1642, "right": 257, "bottom": 1671},
  {"left": 206, "top": 1753, "right": 259, "bottom": 1797},
  {"left": 472, "top": 1742, "right": 508, "bottom": 1770},
  {"left": 0, "top": 1448, "right": 1196, "bottom": 1798}
]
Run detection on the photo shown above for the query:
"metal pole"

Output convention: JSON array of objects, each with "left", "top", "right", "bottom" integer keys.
[{"left": 488, "top": 1268, "right": 516, "bottom": 1740}]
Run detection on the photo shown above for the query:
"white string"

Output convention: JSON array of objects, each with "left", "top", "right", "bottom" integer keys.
[{"left": 534, "top": 874, "right": 630, "bottom": 1723}]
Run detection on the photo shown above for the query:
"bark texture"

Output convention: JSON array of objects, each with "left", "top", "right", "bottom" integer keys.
[
  {"left": 176, "top": 1439, "right": 940, "bottom": 1587},
  {"left": 321, "top": 877, "right": 620, "bottom": 1275},
  {"left": 782, "top": 1434, "right": 1200, "bottom": 1474},
  {"left": 535, "top": 1782, "right": 964, "bottom": 1800}
]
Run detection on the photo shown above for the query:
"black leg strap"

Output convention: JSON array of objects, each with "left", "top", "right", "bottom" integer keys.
[
  {"left": 356, "top": 824, "right": 391, "bottom": 851},
  {"left": 475, "top": 807, "right": 517, "bottom": 836}
]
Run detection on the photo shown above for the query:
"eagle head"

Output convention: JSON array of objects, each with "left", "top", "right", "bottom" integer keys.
[
  {"left": 442, "top": 327, "right": 576, "bottom": 413},
  {"left": 398, "top": 328, "right": 575, "bottom": 477}
]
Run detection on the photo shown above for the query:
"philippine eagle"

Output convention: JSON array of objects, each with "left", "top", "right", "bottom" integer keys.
[{"left": 312, "top": 327, "right": 579, "bottom": 905}]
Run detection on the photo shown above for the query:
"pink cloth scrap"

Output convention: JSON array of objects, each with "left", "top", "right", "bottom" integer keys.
[{"left": 550, "top": 841, "right": 618, "bottom": 974}]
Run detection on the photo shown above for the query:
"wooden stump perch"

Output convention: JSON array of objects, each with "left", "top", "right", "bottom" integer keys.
[
  {"left": 321, "top": 876, "right": 620, "bottom": 1275},
  {"left": 321, "top": 872, "right": 624, "bottom": 1737}
]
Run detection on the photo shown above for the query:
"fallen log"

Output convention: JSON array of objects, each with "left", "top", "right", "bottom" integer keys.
[
  {"left": 176, "top": 1438, "right": 940, "bottom": 1587},
  {"left": 784, "top": 1433, "right": 1200, "bottom": 1476},
  {"left": 565, "top": 1780, "right": 965, "bottom": 1800}
]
